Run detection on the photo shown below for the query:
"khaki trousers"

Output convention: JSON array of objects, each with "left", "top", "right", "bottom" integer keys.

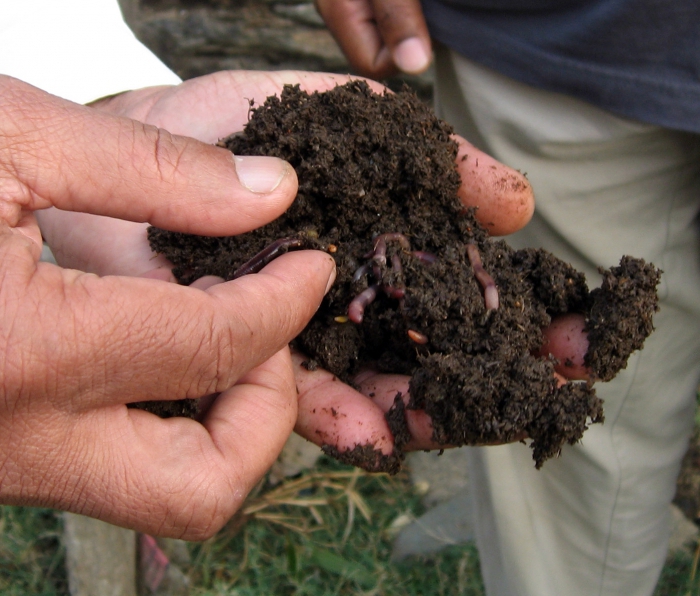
[{"left": 433, "top": 46, "right": 700, "bottom": 596}]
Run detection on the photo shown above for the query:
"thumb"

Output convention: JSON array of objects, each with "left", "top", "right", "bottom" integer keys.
[{"left": 0, "top": 75, "right": 297, "bottom": 236}]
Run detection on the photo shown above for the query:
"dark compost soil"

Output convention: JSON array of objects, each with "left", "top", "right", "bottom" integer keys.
[{"left": 146, "top": 81, "right": 661, "bottom": 470}]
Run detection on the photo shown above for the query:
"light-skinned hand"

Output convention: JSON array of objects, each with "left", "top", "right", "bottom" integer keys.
[
  {"left": 36, "top": 70, "right": 588, "bottom": 491},
  {"left": 0, "top": 74, "right": 336, "bottom": 539}
]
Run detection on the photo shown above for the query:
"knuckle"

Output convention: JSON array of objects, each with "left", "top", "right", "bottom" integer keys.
[
  {"left": 170, "top": 474, "right": 246, "bottom": 541},
  {"left": 178, "top": 307, "right": 242, "bottom": 396},
  {"left": 126, "top": 121, "right": 187, "bottom": 186},
  {"left": 150, "top": 126, "right": 186, "bottom": 182}
]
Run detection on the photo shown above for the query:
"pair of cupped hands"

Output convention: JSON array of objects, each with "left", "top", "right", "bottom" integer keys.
[{"left": 0, "top": 69, "right": 588, "bottom": 540}]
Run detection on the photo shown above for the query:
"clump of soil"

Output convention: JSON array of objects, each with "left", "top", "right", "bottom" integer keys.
[{"left": 146, "top": 81, "right": 661, "bottom": 470}]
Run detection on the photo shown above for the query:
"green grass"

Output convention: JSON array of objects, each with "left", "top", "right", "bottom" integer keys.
[
  {"left": 187, "top": 458, "right": 485, "bottom": 596},
  {"left": 655, "top": 546, "right": 700, "bottom": 596},
  {"left": 0, "top": 457, "right": 698, "bottom": 595},
  {"left": 0, "top": 506, "right": 67, "bottom": 595}
]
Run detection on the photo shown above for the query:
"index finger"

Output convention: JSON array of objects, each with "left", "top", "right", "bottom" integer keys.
[{"left": 1, "top": 75, "right": 297, "bottom": 237}]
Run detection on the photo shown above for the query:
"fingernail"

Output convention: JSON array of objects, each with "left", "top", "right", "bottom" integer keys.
[
  {"left": 325, "top": 258, "right": 337, "bottom": 295},
  {"left": 393, "top": 37, "right": 431, "bottom": 74},
  {"left": 234, "top": 155, "right": 289, "bottom": 194}
]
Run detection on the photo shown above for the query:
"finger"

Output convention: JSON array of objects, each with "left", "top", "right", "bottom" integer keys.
[
  {"left": 293, "top": 355, "right": 445, "bottom": 464},
  {"left": 199, "top": 348, "right": 298, "bottom": 502},
  {"left": 454, "top": 136, "right": 535, "bottom": 236},
  {"left": 188, "top": 275, "right": 224, "bottom": 290},
  {"left": 370, "top": 0, "right": 432, "bottom": 74},
  {"left": 293, "top": 355, "right": 396, "bottom": 465},
  {"left": 19, "top": 350, "right": 299, "bottom": 539},
  {"left": 316, "top": 0, "right": 396, "bottom": 79},
  {"left": 354, "top": 371, "right": 443, "bottom": 451},
  {"left": 536, "top": 313, "right": 592, "bottom": 380},
  {"left": 13, "top": 249, "right": 336, "bottom": 410},
  {"left": 1, "top": 75, "right": 297, "bottom": 236},
  {"left": 36, "top": 209, "right": 173, "bottom": 277}
]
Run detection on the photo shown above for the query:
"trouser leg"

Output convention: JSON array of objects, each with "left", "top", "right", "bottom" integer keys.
[{"left": 433, "top": 45, "right": 700, "bottom": 596}]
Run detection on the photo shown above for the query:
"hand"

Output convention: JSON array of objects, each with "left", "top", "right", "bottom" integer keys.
[
  {"left": 316, "top": 0, "right": 432, "bottom": 79},
  {"left": 294, "top": 313, "right": 592, "bottom": 466},
  {"left": 40, "top": 71, "right": 584, "bottom": 476},
  {"left": 0, "top": 75, "right": 336, "bottom": 539},
  {"left": 41, "top": 70, "right": 532, "bottom": 274}
]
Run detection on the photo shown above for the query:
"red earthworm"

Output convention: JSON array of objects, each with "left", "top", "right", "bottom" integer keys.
[
  {"left": 373, "top": 236, "right": 388, "bottom": 266},
  {"left": 379, "top": 233, "right": 412, "bottom": 251},
  {"left": 466, "top": 243, "right": 499, "bottom": 311},
  {"left": 412, "top": 250, "right": 438, "bottom": 265},
  {"left": 383, "top": 285, "right": 406, "bottom": 299},
  {"left": 348, "top": 285, "right": 379, "bottom": 323},
  {"left": 352, "top": 263, "right": 373, "bottom": 283},
  {"left": 233, "top": 237, "right": 304, "bottom": 279},
  {"left": 390, "top": 254, "right": 403, "bottom": 275},
  {"left": 372, "top": 233, "right": 412, "bottom": 266}
]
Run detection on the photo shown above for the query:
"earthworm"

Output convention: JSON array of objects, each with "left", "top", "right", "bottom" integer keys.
[
  {"left": 466, "top": 243, "right": 499, "bottom": 310},
  {"left": 381, "top": 233, "right": 412, "bottom": 250},
  {"left": 390, "top": 254, "right": 403, "bottom": 275},
  {"left": 349, "top": 233, "right": 427, "bottom": 323},
  {"left": 233, "top": 237, "right": 304, "bottom": 279},
  {"left": 372, "top": 233, "right": 412, "bottom": 265},
  {"left": 384, "top": 254, "right": 407, "bottom": 304},
  {"left": 348, "top": 284, "right": 379, "bottom": 323},
  {"left": 383, "top": 286, "right": 406, "bottom": 299},
  {"left": 411, "top": 251, "right": 438, "bottom": 265},
  {"left": 373, "top": 237, "right": 388, "bottom": 266},
  {"left": 352, "top": 263, "right": 373, "bottom": 283}
]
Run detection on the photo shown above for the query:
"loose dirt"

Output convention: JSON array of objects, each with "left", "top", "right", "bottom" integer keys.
[{"left": 146, "top": 81, "right": 660, "bottom": 470}]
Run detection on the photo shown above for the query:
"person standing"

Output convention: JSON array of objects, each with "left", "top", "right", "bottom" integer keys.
[{"left": 317, "top": 1, "right": 700, "bottom": 594}]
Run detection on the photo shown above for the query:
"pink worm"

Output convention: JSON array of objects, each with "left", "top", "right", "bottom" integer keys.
[
  {"left": 348, "top": 285, "right": 379, "bottom": 323},
  {"left": 466, "top": 243, "right": 499, "bottom": 311}
]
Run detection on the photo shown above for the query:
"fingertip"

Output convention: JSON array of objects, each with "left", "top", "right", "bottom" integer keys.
[
  {"left": 148, "top": 147, "right": 298, "bottom": 237},
  {"left": 370, "top": 46, "right": 399, "bottom": 79},
  {"left": 324, "top": 256, "right": 337, "bottom": 295},
  {"left": 358, "top": 373, "right": 438, "bottom": 451},
  {"left": 537, "top": 313, "right": 591, "bottom": 380},
  {"left": 454, "top": 137, "right": 535, "bottom": 236},
  {"left": 139, "top": 267, "right": 177, "bottom": 283},
  {"left": 217, "top": 154, "right": 298, "bottom": 234},
  {"left": 392, "top": 37, "right": 431, "bottom": 74},
  {"left": 258, "top": 249, "right": 337, "bottom": 302}
]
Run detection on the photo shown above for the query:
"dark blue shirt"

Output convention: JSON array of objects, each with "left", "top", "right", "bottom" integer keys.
[{"left": 422, "top": 0, "right": 700, "bottom": 133}]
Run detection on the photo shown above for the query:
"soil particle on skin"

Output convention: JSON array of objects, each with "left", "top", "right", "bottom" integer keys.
[{"left": 146, "top": 81, "right": 661, "bottom": 469}]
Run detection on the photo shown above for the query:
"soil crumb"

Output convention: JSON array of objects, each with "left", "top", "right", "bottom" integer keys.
[{"left": 146, "top": 81, "right": 661, "bottom": 469}]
